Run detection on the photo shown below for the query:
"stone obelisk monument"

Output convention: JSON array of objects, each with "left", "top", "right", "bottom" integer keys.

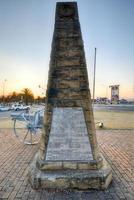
[{"left": 28, "top": 2, "right": 112, "bottom": 189}]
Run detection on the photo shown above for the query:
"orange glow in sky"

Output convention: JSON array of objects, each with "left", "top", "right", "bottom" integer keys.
[{"left": 0, "top": 0, "right": 134, "bottom": 100}]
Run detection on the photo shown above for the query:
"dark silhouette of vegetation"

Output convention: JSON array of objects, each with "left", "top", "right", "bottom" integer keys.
[
  {"left": 21, "top": 88, "right": 34, "bottom": 105},
  {"left": 0, "top": 88, "right": 45, "bottom": 105}
]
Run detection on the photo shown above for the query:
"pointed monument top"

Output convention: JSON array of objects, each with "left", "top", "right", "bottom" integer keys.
[
  {"left": 56, "top": 1, "right": 77, "bottom": 5},
  {"left": 56, "top": 2, "right": 78, "bottom": 20}
]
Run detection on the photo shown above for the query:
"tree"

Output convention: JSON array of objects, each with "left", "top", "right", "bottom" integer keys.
[
  {"left": 21, "top": 88, "right": 34, "bottom": 105},
  {"left": 10, "top": 91, "right": 18, "bottom": 102}
]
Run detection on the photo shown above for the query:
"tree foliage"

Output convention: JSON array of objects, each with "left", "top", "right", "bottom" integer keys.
[
  {"left": 0, "top": 88, "right": 45, "bottom": 105},
  {"left": 21, "top": 88, "right": 34, "bottom": 105}
]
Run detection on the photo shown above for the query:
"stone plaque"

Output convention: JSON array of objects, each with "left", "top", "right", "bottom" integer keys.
[{"left": 46, "top": 107, "right": 93, "bottom": 161}]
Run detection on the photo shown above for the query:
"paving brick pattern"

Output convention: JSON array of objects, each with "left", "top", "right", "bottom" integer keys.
[{"left": 0, "top": 129, "right": 133, "bottom": 200}]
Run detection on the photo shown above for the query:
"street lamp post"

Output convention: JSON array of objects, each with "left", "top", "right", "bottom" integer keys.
[{"left": 2, "top": 79, "right": 7, "bottom": 105}]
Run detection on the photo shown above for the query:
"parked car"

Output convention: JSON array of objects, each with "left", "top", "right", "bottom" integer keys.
[
  {"left": 0, "top": 106, "right": 10, "bottom": 112},
  {"left": 11, "top": 104, "right": 30, "bottom": 111}
]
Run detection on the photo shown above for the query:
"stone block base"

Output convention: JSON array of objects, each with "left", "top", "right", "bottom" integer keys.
[{"left": 28, "top": 156, "right": 112, "bottom": 190}]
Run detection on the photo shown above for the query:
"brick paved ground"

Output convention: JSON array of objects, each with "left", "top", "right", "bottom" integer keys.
[{"left": 0, "top": 129, "right": 133, "bottom": 200}]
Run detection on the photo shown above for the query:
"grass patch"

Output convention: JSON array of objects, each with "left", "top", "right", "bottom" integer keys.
[{"left": 94, "top": 110, "right": 134, "bottom": 129}]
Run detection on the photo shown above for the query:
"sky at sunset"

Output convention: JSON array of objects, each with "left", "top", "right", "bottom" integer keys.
[{"left": 0, "top": 0, "right": 134, "bottom": 99}]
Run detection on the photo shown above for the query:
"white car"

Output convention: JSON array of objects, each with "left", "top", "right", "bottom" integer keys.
[
  {"left": 0, "top": 106, "right": 10, "bottom": 112},
  {"left": 11, "top": 104, "right": 30, "bottom": 111}
]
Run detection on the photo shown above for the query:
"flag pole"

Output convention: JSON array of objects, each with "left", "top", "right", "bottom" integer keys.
[{"left": 93, "top": 47, "right": 97, "bottom": 107}]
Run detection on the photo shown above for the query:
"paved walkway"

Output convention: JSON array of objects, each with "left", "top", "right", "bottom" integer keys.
[{"left": 0, "top": 129, "right": 133, "bottom": 200}]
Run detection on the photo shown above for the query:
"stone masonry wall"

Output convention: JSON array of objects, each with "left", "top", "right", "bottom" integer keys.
[{"left": 39, "top": 2, "right": 99, "bottom": 162}]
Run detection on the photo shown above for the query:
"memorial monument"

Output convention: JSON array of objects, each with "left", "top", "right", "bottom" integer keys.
[{"left": 28, "top": 2, "right": 112, "bottom": 189}]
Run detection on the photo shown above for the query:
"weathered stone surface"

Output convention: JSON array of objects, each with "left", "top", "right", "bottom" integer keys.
[
  {"left": 46, "top": 108, "right": 93, "bottom": 161},
  {"left": 58, "top": 50, "right": 82, "bottom": 57},
  {"left": 29, "top": 156, "right": 112, "bottom": 190},
  {"left": 57, "top": 57, "right": 80, "bottom": 67},
  {"left": 58, "top": 80, "right": 80, "bottom": 89},
  {"left": 78, "top": 163, "right": 96, "bottom": 170},
  {"left": 63, "top": 162, "right": 77, "bottom": 169},
  {"left": 39, "top": 162, "right": 63, "bottom": 170}
]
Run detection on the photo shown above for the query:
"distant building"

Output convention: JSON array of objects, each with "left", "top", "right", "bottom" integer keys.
[
  {"left": 109, "top": 85, "right": 120, "bottom": 104},
  {"left": 119, "top": 99, "right": 128, "bottom": 104},
  {"left": 96, "top": 97, "right": 110, "bottom": 104}
]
